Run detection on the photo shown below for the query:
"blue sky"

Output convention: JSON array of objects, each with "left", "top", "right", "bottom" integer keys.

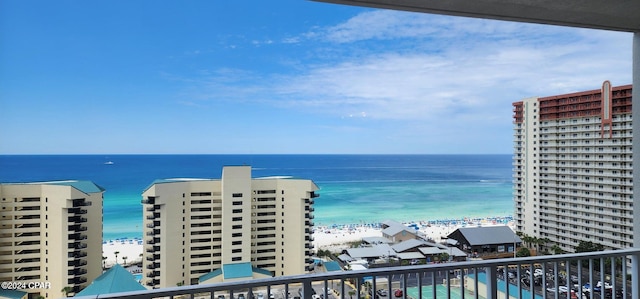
[{"left": 0, "top": 0, "right": 632, "bottom": 154}]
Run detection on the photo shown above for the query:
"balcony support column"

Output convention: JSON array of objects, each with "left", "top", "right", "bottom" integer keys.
[
  {"left": 484, "top": 266, "right": 497, "bottom": 299},
  {"left": 302, "top": 280, "right": 313, "bottom": 299},
  {"left": 633, "top": 31, "right": 640, "bottom": 299}
]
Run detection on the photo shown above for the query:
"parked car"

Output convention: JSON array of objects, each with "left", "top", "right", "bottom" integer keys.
[
  {"left": 584, "top": 281, "right": 611, "bottom": 293},
  {"left": 394, "top": 290, "right": 403, "bottom": 298},
  {"left": 238, "top": 294, "right": 246, "bottom": 299},
  {"left": 376, "top": 289, "right": 388, "bottom": 297},
  {"left": 257, "top": 293, "right": 264, "bottom": 299},
  {"left": 597, "top": 281, "right": 612, "bottom": 290},
  {"left": 547, "top": 286, "right": 569, "bottom": 294}
]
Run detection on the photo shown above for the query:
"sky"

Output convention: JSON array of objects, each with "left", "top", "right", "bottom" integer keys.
[{"left": 0, "top": 0, "right": 633, "bottom": 154}]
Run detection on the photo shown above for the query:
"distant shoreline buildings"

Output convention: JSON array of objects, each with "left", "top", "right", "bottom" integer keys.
[
  {"left": 0, "top": 180, "right": 104, "bottom": 299},
  {"left": 513, "top": 81, "right": 633, "bottom": 252},
  {"left": 140, "top": 166, "right": 319, "bottom": 288}
]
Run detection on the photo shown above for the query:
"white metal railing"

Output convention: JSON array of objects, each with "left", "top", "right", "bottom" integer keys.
[{"left": 75, "top": 248, "right": 640, "bottom": 299}]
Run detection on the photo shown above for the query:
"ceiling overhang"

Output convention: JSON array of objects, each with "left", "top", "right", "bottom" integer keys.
[{"left": 313, "top": 0, "right": 640, "bottom": 32}]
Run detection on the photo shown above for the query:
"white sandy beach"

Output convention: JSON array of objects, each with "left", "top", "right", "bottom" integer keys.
[
  {"left": 312, "top": 218, "right": 515, "bottom": 252},
  {"left": 102, "top": 217, "right": 514, "bottom": 267},
  {"left": 103, "top": 239, "right": 145, "bottom": 268}
]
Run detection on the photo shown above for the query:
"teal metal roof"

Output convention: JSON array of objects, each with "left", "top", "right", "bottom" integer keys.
[
  {"left": 200, "top": 264, "right": 272, "bottom": 283},
  {"left": 223, "top": 262, "right": 254, "bottom": 279},
  {"left": 0, "top": 180, "right": 105, "bottom": 194},
  {"left": 75, "top": 264, "right": 146, "bottom": 296},
  {"left": 48, "top": 180, "right": 105, "bottom": 194},
  {"left": 199, "top": 268, "right": 223, "bottom": 283},
  {"left": 0, "top": 289, "right": 27, "bottom": 299},
  {"left": 252, "top": 266, "right": 272, "bottom": 277}
]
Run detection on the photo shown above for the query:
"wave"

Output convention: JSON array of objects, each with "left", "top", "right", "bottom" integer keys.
[{"left": 479, "top": 179, "right": 510, "bottom": 183}]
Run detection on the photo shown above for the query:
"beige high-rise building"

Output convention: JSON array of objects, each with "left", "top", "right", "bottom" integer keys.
[
  {"left": 513, "top": 81, "right": 633, "bottom": 253},
  {"left": 0, "top": 180, "right": 104, "bottom": 299},
  {"left": 141, "top": 166, "right": 318, "bottom": 289}
]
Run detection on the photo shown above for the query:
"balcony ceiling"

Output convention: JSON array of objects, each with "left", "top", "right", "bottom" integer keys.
[{"left": 313, "top": 0, "right": 640, "bottom": 32}]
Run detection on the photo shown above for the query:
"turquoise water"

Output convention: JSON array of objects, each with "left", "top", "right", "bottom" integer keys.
[
  {"left": 0, "top": 154, "right": 514, "bottom": 241},
  {"left": 406, "top": 273, "right": 542, "bottom": 299},
  {"left": 406, "top": 285, "right": 478, "bottom": 299}
]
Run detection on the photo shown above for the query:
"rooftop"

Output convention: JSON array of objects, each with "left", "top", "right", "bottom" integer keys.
[
  {"left": 75, "top": 264, "right": 146, "bottom": 296},
  {"left": 1, "top": 180, "right": 105, "bottom": 194},
  {"left": 448, "top": 226, "right": 521, "bottom": 246}
]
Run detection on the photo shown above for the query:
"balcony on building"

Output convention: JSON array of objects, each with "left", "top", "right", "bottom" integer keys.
[
  {"left": 141, "top": 197, "right": 156, "bottom": 205},
  {"left": 68, "top": 259, "right": 87, "bottom": 267},
  {"left": 72, "top": 199, "right": 91, "bottom": 207},
  {"left": 68, "top": 233, "right": 88, "bottom": 241},
  {"left": 68, "top": 276, "right": 88, "bottom": 284}
]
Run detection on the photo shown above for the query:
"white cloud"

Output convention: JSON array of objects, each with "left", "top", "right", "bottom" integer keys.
[
  {"left": 268, "top": 10, "right": 632, "bottom": 123},
  {"left": 181, "top": 9, "right": 632, "bottom": 147}
]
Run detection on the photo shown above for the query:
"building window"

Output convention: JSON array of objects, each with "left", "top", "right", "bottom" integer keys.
[{"left": 233, "top": 193, "right": 243, "bottom": 198}]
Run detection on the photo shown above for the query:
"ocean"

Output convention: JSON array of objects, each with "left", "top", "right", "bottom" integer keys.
[{"left": 0, "top": 154, "right": 514, "bottom": 241}]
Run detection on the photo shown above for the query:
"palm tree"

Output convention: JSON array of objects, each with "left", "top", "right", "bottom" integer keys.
[
  {"left": 533, "top": 237, "right": 549, "bottom": 253},
  {"left": 61, "top": 286, "right": 73, "bottom": 297},
  {"left": 122, "top": 256, "right": 128, "bottom": 266},
  {"left": 348, "top": 290, "right": 356, "bottom": 299},
  {"left": 114, "top": 251, "right": 120, "bottom": 264},
  {"left": 550, "top": 244, "right": 564, "bottom": 255},
  {"left": 521, "top": 235, "right": 534, "bottom": 248},
  {"left": 538, "top": 237, "right": 551, "bottom": 253}
]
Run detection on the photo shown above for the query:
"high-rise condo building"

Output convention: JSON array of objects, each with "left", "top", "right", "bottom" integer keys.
[
  {"left": 141, "top": 166, "right": 319, "bottom": 289},
  {"left": 0, "top": 180, "right": 104, "bottom": 298},
  {"left": 513, "top": 81, "right": 633, "bottom": 253}
]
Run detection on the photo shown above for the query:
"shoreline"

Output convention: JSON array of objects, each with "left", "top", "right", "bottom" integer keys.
[{"left": 102, "top": 215, "right": 514, "bottom": 267}]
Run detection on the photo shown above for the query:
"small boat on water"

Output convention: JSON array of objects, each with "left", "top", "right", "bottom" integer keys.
[{"left": 104, "top": 161, "right": 114, "bottom": 165}]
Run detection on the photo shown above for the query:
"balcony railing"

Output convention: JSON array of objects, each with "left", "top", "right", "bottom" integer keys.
[{"left": 75, "top": 248, "right": 640, "bottom": 299}]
